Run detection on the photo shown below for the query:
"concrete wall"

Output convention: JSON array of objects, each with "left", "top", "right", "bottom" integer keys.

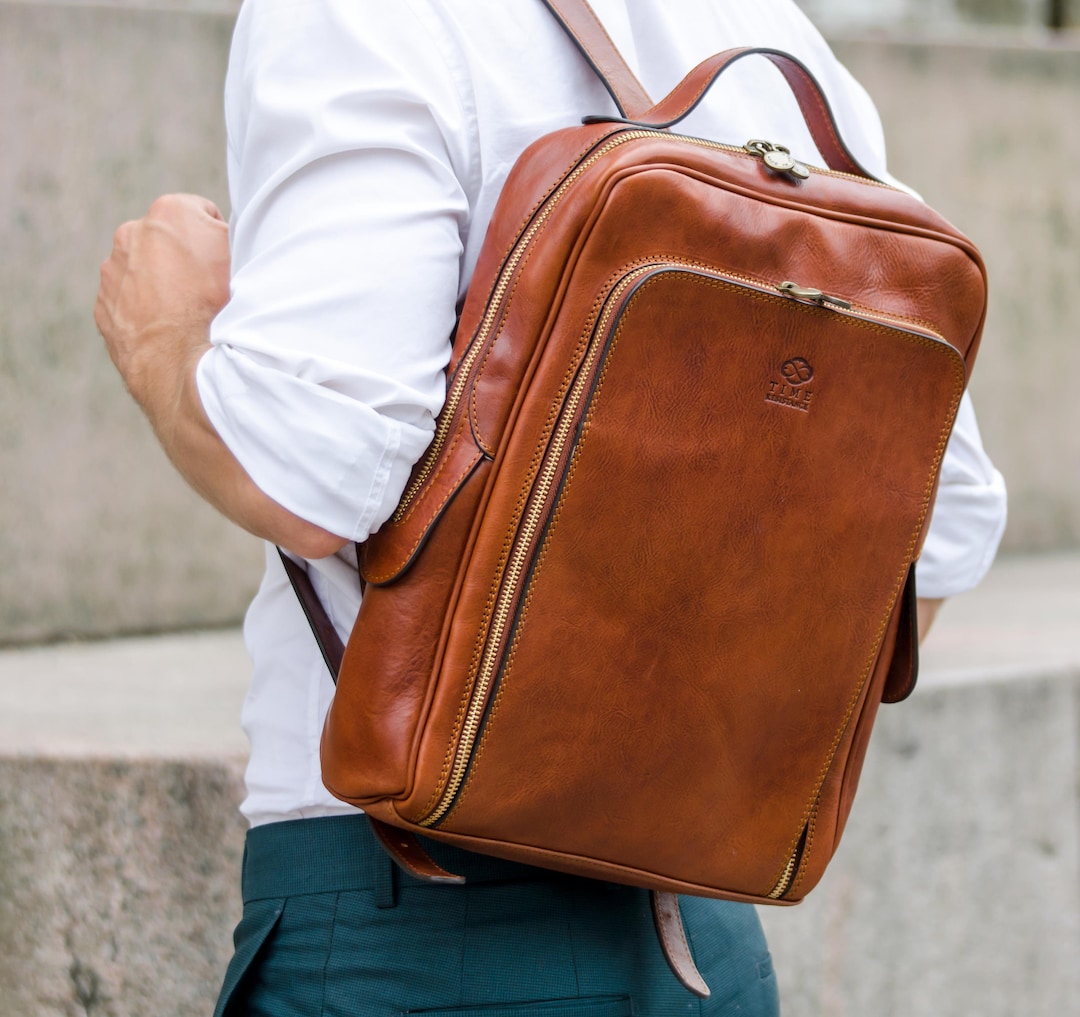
[
  {"left": 797, "top": 0, "right": 1080, "bottom": 30},
  {"left": 3, "top": 6, "right": 1079, "bottom": 645},
  {"left": 0, "top": 627, "right": 251, "bottom": 1016},
  {"left": 0, "top": 0, "right": 260, "bottom": 646}
]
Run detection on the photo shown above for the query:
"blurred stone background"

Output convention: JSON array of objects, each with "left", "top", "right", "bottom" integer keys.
[
  {"left": 1, "top": 0, "right": 1078, "bottom": 1014},
  {"left": 800, "top": 0, "right": 1079, "bottom": 30}
]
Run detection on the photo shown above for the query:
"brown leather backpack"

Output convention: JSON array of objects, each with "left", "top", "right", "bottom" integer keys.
[{"left": 284, "top": 0, "right": 986, "bottom": 997}]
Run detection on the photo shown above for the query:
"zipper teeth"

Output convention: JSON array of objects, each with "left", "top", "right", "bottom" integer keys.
[
  {"left": 769, "top": 805, "right": 817, "bottom": 900},
  {"left": 418, "top": 264, "right": 657, "bottom": 828},
  {"left": 768, "top": 852, "right": 799, "bottom": 900},
  {"left": 800, "top": 162, "right": 895, "bottom": 188},
  {"left": 418, "top": 262, "right": 946, "bottom": 828},
  {"left": 844, "top": 304, "right": 942, "bottom": 335},
  {"left": 641, "top": 262, "right": 948, "bottom": 340}
]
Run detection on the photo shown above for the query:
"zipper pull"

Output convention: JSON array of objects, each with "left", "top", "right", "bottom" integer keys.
[
  {"left": 777, "top": 281, "right": 852, "bottom": 310},
  {"left": 744, "top": 139, "right": 811, "bottom": 181}
]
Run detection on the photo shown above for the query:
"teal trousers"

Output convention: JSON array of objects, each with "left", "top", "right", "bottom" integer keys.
[{"left": 214, "top": 815, "right": 779, "bottom": 1017}]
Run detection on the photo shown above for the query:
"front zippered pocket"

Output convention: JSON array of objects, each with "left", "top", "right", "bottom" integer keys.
[
  {"left": 417, "top": 262, "right": 666, "bottom": 827},
  {"left": 416, "top": 263, "right": 963, "bottom": 847}
]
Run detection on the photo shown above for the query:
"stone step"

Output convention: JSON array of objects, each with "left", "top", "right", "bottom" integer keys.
[{"left": 1, "top": 552, "right": 1078, "bottom": 1015}]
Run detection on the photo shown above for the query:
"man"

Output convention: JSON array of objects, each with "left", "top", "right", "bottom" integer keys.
[{"left": 95, "top": 1, "right": 1007, "bottom": 1013}]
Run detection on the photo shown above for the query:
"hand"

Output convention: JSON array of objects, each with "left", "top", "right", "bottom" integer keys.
[
  {"left": 95, "top": 193, "right": 230, "bottom": 412},
  {"left": 93, "top": 194, "right": 345, "bottom": 559}
]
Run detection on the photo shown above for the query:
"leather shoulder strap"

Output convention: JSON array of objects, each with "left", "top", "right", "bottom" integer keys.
[
  {"left": 540, "top": 0, "right": 653, "bottom": 118},
  {"left": 277, "top": 547, "right": 345, "bottom": 682}
]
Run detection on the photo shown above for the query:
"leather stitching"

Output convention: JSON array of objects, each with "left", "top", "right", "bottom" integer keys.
[
  {"left": 575, "top": 1, "right": 650, "bottom": 115},
  {"left": 417, "top": 514, "right": 512, "bottom": 818},
  {"left": 467, "top": 134, "right": 621, "bottom": 449},
  {"left": 388, "top": 432, "right": 465, "bottom": 529},
  {"left": 362, "top": 440, "right": 480, "bottom": 586},
  {"left": 446, "top": 262, "right": 660, "bottom": 819},
  {"left": 654, "top": 896, "right": 696, "bottom": 980},
  {"left": 649, "top": 50, "right": 867, "bottom": 182},
  {"left": 449, "top": 269, "right": 649, "bottom": 820},
  {"left": 774, "top": 57, "right": 855, "bottom": 175},
  {"left": 408, "top": 131, "right": 615, "bottom": 500},
  {"left": 654, "top": 52, "right": 736, "bottom": 125},
  {"left": 418, "top": 398, "right": 556, "bottom": 817},
  {"left": 426, "top": 268, "right": 965, "bottom": 895}
]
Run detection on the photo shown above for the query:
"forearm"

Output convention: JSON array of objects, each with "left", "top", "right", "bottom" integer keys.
[{"left": 138, "top": 332, "right": 347, "bottom": 559}]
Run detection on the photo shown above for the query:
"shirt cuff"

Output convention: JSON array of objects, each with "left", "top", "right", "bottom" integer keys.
[{"left": 196, "top": 344, "right": 435, "bottom": 543}]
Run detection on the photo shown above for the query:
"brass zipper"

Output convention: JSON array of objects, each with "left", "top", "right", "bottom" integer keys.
[
  {"left": 776, "top": 286, "right": 952, "bottom": 345},
  {"left": 768, "top": 810, "right": 814, "bottom": 899},
  {"left": 418, "top": 264, "right": 951, "bottom": 829},
  {"left": 743, "top": 137, "right": 895, "bottom": 189},
  {"left": 769, "top": 851, "right": 800, "bottom": 900},
  {"left": 418, "top": 262, "right": 662, "bottom": 827}
]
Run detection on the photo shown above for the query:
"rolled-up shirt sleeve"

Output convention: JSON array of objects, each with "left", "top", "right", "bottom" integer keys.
[{"left": 197, "top": 0, "right": 476, "bottom": 542}]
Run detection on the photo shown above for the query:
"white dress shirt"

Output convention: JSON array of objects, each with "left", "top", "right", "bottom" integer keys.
[{"left": 198, "top": 0, "right": 1008, "bottom": 827}]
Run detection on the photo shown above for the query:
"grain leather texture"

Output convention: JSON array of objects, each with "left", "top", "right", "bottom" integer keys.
[{"left": 318, "top": 35, "right": 987, "bottom": 914}]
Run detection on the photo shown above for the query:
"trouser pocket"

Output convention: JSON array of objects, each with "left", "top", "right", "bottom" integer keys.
[
  {"left": 213, "top": 898, "right": 285, "bottom": 1017},
  {"left": 404, "top": 995, "right": 633, "bottom": 1017}
]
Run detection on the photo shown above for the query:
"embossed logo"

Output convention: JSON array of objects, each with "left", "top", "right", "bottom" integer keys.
[
  {"left": 766, "top": 358, "right": 815, "bottom": 413},
  {"left": 781, "top": 358, "right": 814, "bottom": 385}
]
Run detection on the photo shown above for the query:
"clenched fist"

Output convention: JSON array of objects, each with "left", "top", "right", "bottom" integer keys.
[{"left": 95, "top": 193, "right": 230, "bottom": 412}]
